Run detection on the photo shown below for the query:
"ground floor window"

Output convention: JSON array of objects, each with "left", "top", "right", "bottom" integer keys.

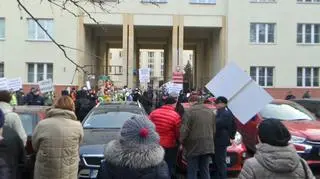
[
  {"left": 27, "top": 63, "right": 53, "bottom": 83},
  {"left": 297, "top": 67, "right": 319, "bottom": 87},
  {"left": 250, "top": 66, "right": 274, "bottom": 87}
]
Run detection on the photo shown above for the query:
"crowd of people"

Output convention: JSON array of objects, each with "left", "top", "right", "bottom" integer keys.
[{"left": 0, "top": 85, "right": 316, "bottom": 179}]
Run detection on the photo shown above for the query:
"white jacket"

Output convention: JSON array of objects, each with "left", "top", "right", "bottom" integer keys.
[{"left": 0, "top": 102, "right": 27, "bottom": 146}]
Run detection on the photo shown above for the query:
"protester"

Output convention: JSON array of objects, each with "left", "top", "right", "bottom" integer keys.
[
  {"left": 213, "top": 96, "right": 237, "bottom": 179},
  {"left": 175, "top": 101, "right": 185, "bottom": 119},
  {"left": 16, "top": 89, "right": 25, "bottom": 105},
  {"left": 10, "top": 91, "right": 18, "bottom": 106},
  {"left": 141, "top": 91, "right": 153, "bottom": 114},
  {"left": 149, "top": 96, "right": 181, "bottom": 177},
  {"left": 0, "top": 108, "right": 25, "bottom": 179},
  {"left": 0, "top": 91, "right": 27, "bottom": 146},
  {"left": 32, "top": 96, "right": 83, "bottom": 179},
  {"left": 25, "top": 88, "right": 45, "bottom": 106},
  {"left": 180, "top": 95, "right": 216, "bottom": 179},
  {"left": 303, "top": 90, "right": 311, "bottom": 99},
  {"left": 285, "top": 91, "right": 296, "bottom": 100},
  {"left": 97, "top": 116, "right": 169, "bottom": 179},
  {"left": 75, "top": 90, "right": 93, "bottom": 122},
  {"left": 238, "top": 119, "right": 315, "bottom": 179}
]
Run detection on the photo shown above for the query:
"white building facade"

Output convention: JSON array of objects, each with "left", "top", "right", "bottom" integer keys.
[{"left": 0, "top": 0, "right": 319, "bottom": 98}]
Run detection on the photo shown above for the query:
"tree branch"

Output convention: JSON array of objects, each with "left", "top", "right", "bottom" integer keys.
[
  {"left": 16, "top": 0, "right": 85, "bottom": 73},
  {"left": 47, "top": 0, "right": 79, "bottom": 17}
]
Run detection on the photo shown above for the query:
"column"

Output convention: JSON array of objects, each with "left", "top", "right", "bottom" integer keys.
[
  {"left": 135, "top": 44, "right": 140, "bottom": 87},
  {"left": 220, "top": 16, "right": 227, "bottom": 68},
  {"left": 172, "top": 15, "right": 179, "bottom": 74},
  {"left": 122, "top": 14, "right": 129, "bottom": 87},
  {"left": 76, "top": 15, "right": 85, "bottom": 86},
  {"left": 164, "top": 45, "right": 169, "bottom": 82},
  {"left": 178, "top": 16, "right": 184, "bottom": 68}
]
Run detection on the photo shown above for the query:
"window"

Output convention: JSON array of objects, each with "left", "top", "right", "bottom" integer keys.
[
  {"left": 190, "top": 0, "right": 216, "bottom": 4},
  {"left": 28, "top": 19, "right": 53, "bottom": 41},
  {"left": 250, "top": 66, "right": 274, "bottom": 86},
  {"left": 27, "top": 63, "right": 53, "bottom": 83},
  {"left": 161, "top": 52, "right": 164, "bottom": 58},
  {"left": 0, "top": 18, "right": 5, "bottom": 39},
  {"left": 250, "top": 23, "right": 275, "bottom": 44},
  {"left": 0, "top": 63, "right": 4, "bottom": 78},
  {"left": 148, "top": 64, "right": 154, "bottom": 70},
  {"left": 297, "top": 0, "right": 320, "bottom": 3},
  {"left": 297, "top": 24, "right": 320, "bottom": 44},
  {"left": 148, "top": 58, "right": 154, "bottom": 63},
  {"left": 250, "top": 0, "right": 276, "bottom": 2},
  {"left": 141, "top": 0, "right": 167, "bottom": 3},
  {"left": 119, "top": 51, "right": 123, "bottom": 57},
  {"left": 148, "top": 52, "right": 154, "bottom": 58},
  {"left": 297, "top": 67, "right": 319, "bottom": 87}
]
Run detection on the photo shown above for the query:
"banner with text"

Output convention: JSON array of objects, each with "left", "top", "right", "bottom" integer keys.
[{"left": 38, "top": 79, "right": 54, "bottom": 93}]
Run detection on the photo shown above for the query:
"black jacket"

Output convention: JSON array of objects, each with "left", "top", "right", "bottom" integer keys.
[
  {"left": 0, "top": 126, "right": 25, "bottom": 179},
  {"left": 215, "top": 107, "right": 237, "bottom": 147},
  {"left": 25, "top": 93, "right": 44, "bottom": 106}
]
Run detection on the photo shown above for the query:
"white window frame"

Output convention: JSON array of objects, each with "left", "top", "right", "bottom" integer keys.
[
  {"left": 250, "top": 23, "right": 276, "bottom": 44},
  {"left": 141, "top": 0, "right": 168, "bottom": 3},
  {"left": 190, "top": 0, "right": 216, "bottom": 4},
  {"left": 297, "top": 0, "right": 320, "bottom": 3},
  {"left": 27, "top": 63, "right": 53, "bottom": 83},
  {"left": 297, "top": 67, "right": 319, "bottom": 87},
  {"left": 297, "top": 24, "right": 320, "bottom": 44},
  {"left": 27, "top": 19, "right": 53, "bottom": 41},
  {"left": 0, "top": 18, "right": 5, "bottom": 40},
  {"left": 250, "top": 66, "right": 274, "bottom": 87}
]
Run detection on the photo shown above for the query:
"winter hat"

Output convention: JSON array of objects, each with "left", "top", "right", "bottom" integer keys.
[
  {"left": 215, "top": 96, "right": 228, "bottom": 104},
  {"left": 165, "top": 96, "right": 177, "bottom": 105},
  {"left": 258, "top": 119, "right": 291, "bottom": 147},
  {"left": 119, "top": 115, "right": 160, "bottom": 148}
]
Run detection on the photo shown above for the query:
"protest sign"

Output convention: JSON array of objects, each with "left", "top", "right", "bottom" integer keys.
[
  {"left": 38, "top": 79, "right": 54, "bottom": 93},
  {"left": 139, "top": 68, "right": 150, "bottom": 83},
  {"left": 8, "top": 78, "right": 22, "bottom": 92},
  {"left": 205, "top": 62, "right": 273, "bottom": 124},
  {"left": 0, "top": 78, "right": 8, "bottom": 91},
  {"left": 167, "top": 83, "right": 183, "bottom": 96}
]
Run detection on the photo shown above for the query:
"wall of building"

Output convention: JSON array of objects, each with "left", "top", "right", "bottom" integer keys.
[
  {"left": 227, "top": 0, "right": 320, "bottom": 91},
  {"left": 0, "top": 0, "right": 80, "bottom": 87}
]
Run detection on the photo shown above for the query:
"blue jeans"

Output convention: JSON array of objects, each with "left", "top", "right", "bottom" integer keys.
[
  {"left": 213, "top": 145, "right": 227, "bottom": 179},
  {"left": 187, "top": 154, "right": 211, "bottom": 179}
]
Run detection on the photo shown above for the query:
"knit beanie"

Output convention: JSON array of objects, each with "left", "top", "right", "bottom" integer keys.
[
  {"left": 119, "top": 115, "right": 160, "bottom": 148},
  {"left": 258, "top": 119, "right": 291, "bottom": 147}
]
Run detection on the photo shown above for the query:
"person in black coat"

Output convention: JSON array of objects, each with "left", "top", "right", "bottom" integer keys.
[
  {"left": 75, "top": 90, "right": 94, "bottom": 122},
  {"left": 97, "top": 116, "right": 169, "bottom": 179},
  {"left": 213, "top": 96, "right": 236, "bottom": 179},
  {"left": 140, "top": 92, "right": 153, "bottom": 115},
  {"left": 0, "top": 109, "right": 25, "bottom": 179}
]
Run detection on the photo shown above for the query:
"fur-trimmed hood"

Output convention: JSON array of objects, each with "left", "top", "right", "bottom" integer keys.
[{"left": 104, "top": 140, "right": 165, "bottom": 169}]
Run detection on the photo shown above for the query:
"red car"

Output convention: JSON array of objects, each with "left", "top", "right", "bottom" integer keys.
[
  {"left": 237, "top": 99, "right": 320, "bottom": 166},
  {"left": 176, "top": 103, "right": 248, "bottom": 173},
  {"left": 14, "top": 105, "right": 49, "bottom": 179}
]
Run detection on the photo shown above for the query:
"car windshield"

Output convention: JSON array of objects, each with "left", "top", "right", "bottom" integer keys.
[
  {"left": 260, "top": 103, "right": 316, "bottom": 121},
  {"left": 19, "top": 113, "right": 36, "bottom": 135},
  {"left": 83, "top": 108, "right": 145, "bottom": 129}
]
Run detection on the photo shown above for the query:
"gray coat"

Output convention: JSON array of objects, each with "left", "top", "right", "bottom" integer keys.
[
  {"left": 238, "top": 143, "right": 315, "bottom": 179},
  {"left": 180, "top": 103, "right": 216, "bottom": 157}
]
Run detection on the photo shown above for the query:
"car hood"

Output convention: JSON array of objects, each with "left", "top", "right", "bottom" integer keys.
[
  {"left": 80, "top": 128, "right": 120, "bottom": 155},
  {"left": 282, "top": 120, "right": 320, "bottom": 141}
]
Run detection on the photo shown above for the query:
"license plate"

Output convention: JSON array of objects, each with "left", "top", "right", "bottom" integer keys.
[{"left": 226, "top": 156, "right": 231, "bottom": 164}]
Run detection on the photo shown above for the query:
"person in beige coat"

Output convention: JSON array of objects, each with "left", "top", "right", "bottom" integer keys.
[
  {"left": 32, "top": 96, "right": 83, "bottom": 179},
  {"left": 238, "top": 119, "right": 315, "bottom": 179}
]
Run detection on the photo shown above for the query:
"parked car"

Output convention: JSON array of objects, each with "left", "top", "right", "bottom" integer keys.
[
  {"left": 78, "top": 101, "right": 148, "bottom": 179},
  {"left": 176, "top": 103, "right": 248, "bottom": 174},
  {"left": 237, "top": 99, "right": 320, "bottom": 166},
  {"left": 14, "top": 105, "right": 49, "bottom": 179},
  {"left": 291, "top": 98, "right": 320, "bottom": 119}
]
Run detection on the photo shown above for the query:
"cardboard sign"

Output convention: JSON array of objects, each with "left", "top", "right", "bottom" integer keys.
[
  {"left": 38, "top": 79, "right": 54, "bottom": 93},
  {"left": 167, "top": 83, "right": 183, "bottom": 96},
  {"left": 0, "top": 78, "right": 8, "bottom": 91},
  {"left": 205, "top": 62, "right": 273, "bottom": 124},
  {"left": 8, "top": 78, "right": 22, "bottom": 92},
  {"left": 139, "top": 68, "right": 150, "bottom": 83},
  {"left": 86, "top": 81, "right": 91, "bottom": 90}
]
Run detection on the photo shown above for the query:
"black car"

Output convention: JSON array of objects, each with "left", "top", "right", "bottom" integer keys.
[{"left": 78, "top": 101, "right": 147, "bottom": 179}]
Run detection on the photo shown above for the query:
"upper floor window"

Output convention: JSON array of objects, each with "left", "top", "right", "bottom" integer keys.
[
  {"left": 190, "top": 0, "right": 216, "bottom": 4},
  {"left": 250, "top": 23, "right": 276, "bottom": 44},
  {"left": 27, "top": 63, "right": 53, "bottom": 83},
  {"left": 297, "top": 24, "right": 320, "bottom": 44},
  {"left": 0, "top": 63, "right": 4, "bottom": 78},
  {"left": 141, "top": 0, "right": 168, "bottom": 3},
  {"left": 0, "top": 18, "right": 5, "bottom": 39},
  {"left": 148, "top": 52, "right": 154, "bottom": 58},
  {"left": 297, "top": 0, "right": 320, "bottom": 3},
  {"left": 250, "top": 66, "right": 274, "bottom": 87},
  {"left": 297, "top": 67, "right": 319, "bottom": 87},
  {"left": 28, "top": 19, "right": 53, "bottom": 41},
  {"left": 250, "top": 0, "right": 276, "bottom": 2}
]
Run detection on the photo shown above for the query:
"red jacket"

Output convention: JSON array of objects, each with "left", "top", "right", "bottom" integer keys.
[{"left": 149, "top": 105, "right": 181, "bottom": 148}]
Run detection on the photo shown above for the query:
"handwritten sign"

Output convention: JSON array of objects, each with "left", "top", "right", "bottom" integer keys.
[
  {"left": 38, "top": 79, "right": 54, "bottom": 93},
  {"left": 0, "top": 78, "right": 8, "bottom": 91},
  {"left": 8, "top": 78, "right": 22, "bottom": 92}
]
